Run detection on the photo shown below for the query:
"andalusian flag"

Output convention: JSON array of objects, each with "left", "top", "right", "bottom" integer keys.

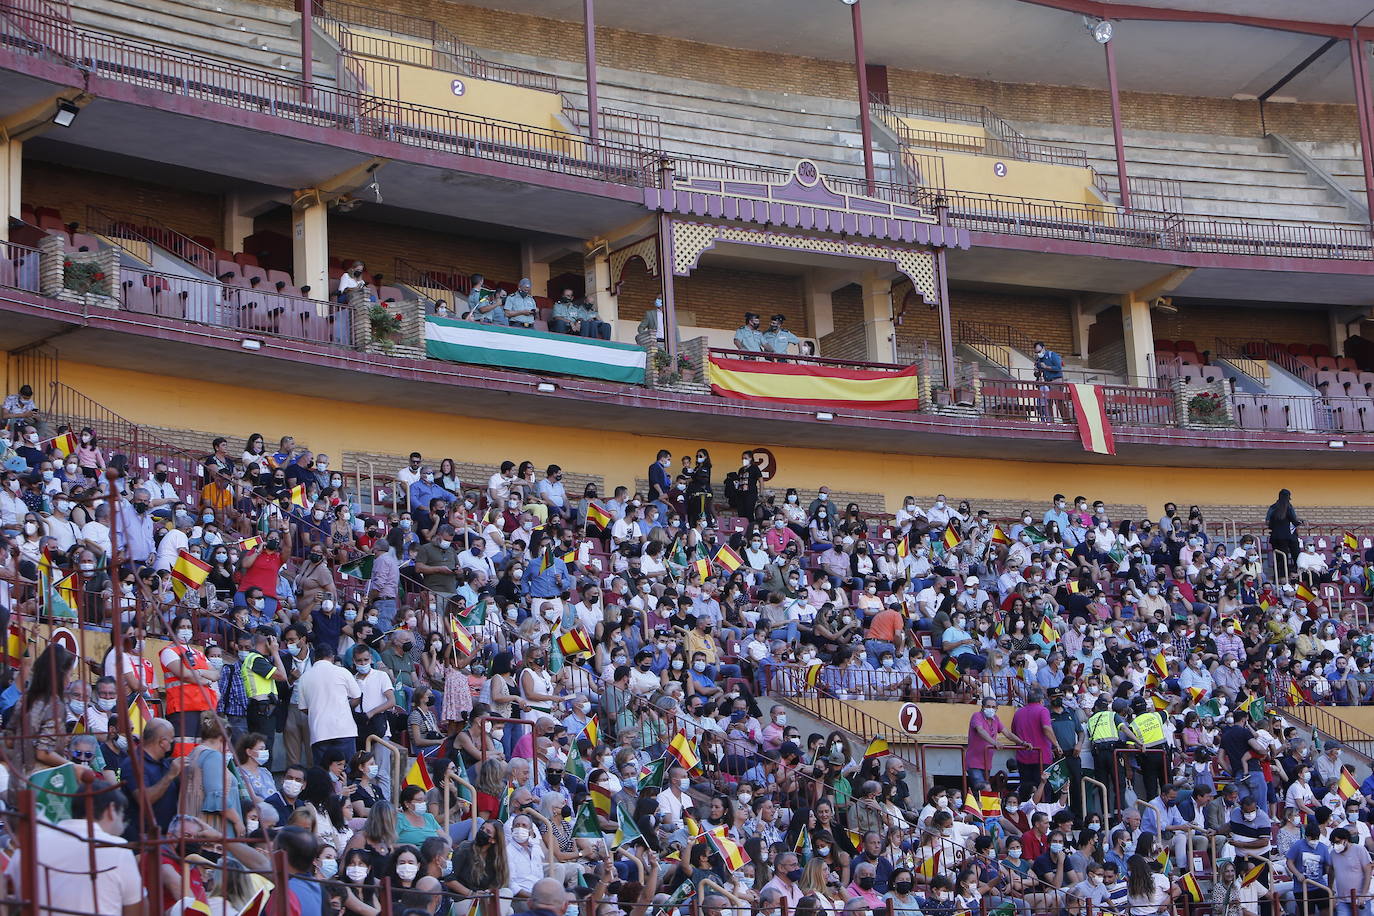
[
  {"left": 1039, "top": 617, "right": 1059, "bottom": 644},
  {"left": 457, "top": 599, "right": 488, "bottom": 628},
  {"left": 942, "top": 526, "right": 960, "bottom": 550},
  {"left": 914, "top": 657, "right": 943, "bottom": 689},
  {"left": 1151, "top": 653, "right": 1170, "bottom": 680},
  {"left": 667, "top": 732, "right": 701, "bottom": 772},
  {"left": 990, "top": 526, "right": 1012, "bottom": 546},
  {"left": 692, "top": 558, "right": 711, "bottom": 582},
  {"left": 613, "top": 804, "right": 643, "bottom": 846},
  {"left": 1336, "top": 767, "right": 1360, "bottom": 802},
  {"left": 1343, "top": 532, "right": 1360, "bottom": 551},
  {"left": 448, "top": 619, "right": 474, "bottom": 655},
  {"left": 571, "top": 800, "right": 602, "bottom": 839},
  {"left": 1022, "top": 526, "right": 1047, "bottom": 544},
  {"left": 979, "top": 792, "right": 1002, "bottom": 817},
  {"left": 339, "top": 555, "right": 374, "bottom": 580},
  {"left": 403, "top": 755, "right": 434, "bottom": 791},
  {"left": 564, "top": 737, "right": 586, "bottom": 779},
  {"left": 638, "top": 756, "right": 667, "bottom": 791},
  {"left": 706, "top": 826, "right": 749, "bottom": 870},
  {"left": 590, "top": 781, "right": 613, "bottom": 818},
  {"left": 1295, "top": 583, "right": 1318, "bottom": 604},
  {"left": 1067, "top": 383, "right": 1116, "bottom": 455},
  {"left": 1178, "top": 873, "right": 1202, "bottom": 902},
  {"left": 713, "top": 545, "right": 744, "bottom": 573},
  {"left": 50, "top": 431, "right": 78, "bottom": 457},
  {"left": 586, "top": 502, "right": 613, "bottom": 529},
  {"left": 582, "top": 715, "right": 601, "bottom": 749},
  {"left": 289, "top": 484, "right": 308, "bottom": 508},
  {"left": 707, "top": 353, "right": 920, "bottom": 411},
  {"left": 170, "top": 549, "right": 212, "bottom": 599},
  {"left": 864, "top": 737, "right": 890, "bottom": 760},
  {"left": 556, "top": 628, "right": 594, "bottom": 657}
]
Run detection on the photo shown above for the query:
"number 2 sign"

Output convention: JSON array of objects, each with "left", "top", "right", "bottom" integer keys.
[{"left": 898, "top": 702, "right": 924, "bottom": 734}]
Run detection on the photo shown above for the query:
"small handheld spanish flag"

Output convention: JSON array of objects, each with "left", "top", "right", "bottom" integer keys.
[
  {"left": 963, "top": 792, "right": 983, "bottom": 818},
  {"left": 1151, "top": 653, "right": 1170, "bottom": 680},
  {"left": 1039, "top": 617, "right": 1059, "bottom": 645},
  {"left": 403, "top": 755, "right": 434, "bottom": 791},
  {"left": 556, "top": 627, "right": 594, "bottom": 657},
  {"left": 1343, "top": 531, "right": 1360, "bottom": 551},
  {"left": 917, "top": 849, "right": 941, "bottom": 878},
  {"left": 713, "top": 545, "right": 744, "bottom": 573},
  {"left": 942, "top": 656, "right": 962, "bottom": 682},
  {"left": 1178, "top": 873, "right": 1202, "bottom": 902},
  {"left": 1151, "top": 694, "right": 1170, "bottom": 712},
  {"left": 990, "top": 525, "right": 1012, "bottom": 546},
  {"left": 864, "top": 737, "right": 890, "bottom": 760},
  {"left": 1185, "top": 686, "right": 1206, "bottom": 704},
  {"left": 1288, "top": 680, "right": 1307, "bottom": 706},
  {"left": 942, "top": 526, "right": 960, "bottom": 550},
  {"left": 1295, "top": 582, "right": 1318, "bottom": 604},
  {"left": 1336, "top": 767, "right": 1360, "bottom": 802},
  {"left": 170, "top": 549, "right": 212, "bottom": 599},
  {"left": 289, "top": 483, "right": 308, "bottom": 508},
  {"left": 50, "top": 431, "right": 78, "bottom": 457},
  {"left": 914, "top": 656, "right": 944, "bottom": 689},
  {"left": 895, "top": 537, "right": 908, "bottom": 559},
  {"left": 449, "top": 618, "right": 475, "bottom": 656},
  {"left": 667, "top": 731, "right": 702, "bottom": 773},
  {"left": 581, "top": 714, "right": 601, "bottom": 749},
  {"left": 586, "top": 501, "right": 612, "bottom": 529},
  {"left": 692, "top": 558, "right": 711, "bottom": 582},
  {"left": 979, "top": 792, "right": 1002, "bottom": 817},
  {"left": 1241, "top": 861, "right": 1268, "bottom": 887},
  {"left": 239, "top": 535, "right": 263, "bottom": 552},
  {"left": 706, "top": 825, "right": 750, "bottom": 870},
  {"left": 804, "top": 660, "right": 823, "bottom": 690}
]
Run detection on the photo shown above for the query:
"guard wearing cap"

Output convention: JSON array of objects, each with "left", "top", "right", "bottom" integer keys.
[
  {"left": 762, "top": 313, "right": 800, "bottom": 356},
  {"left": 733, "top": 312, "right": 764, "bottom": 352},
  {"left": 1130, "top": 698, "right": 1170, "bottom": 800},
  {"left": 1087, "top": 697, "right": 1134, "bottom": 801}
]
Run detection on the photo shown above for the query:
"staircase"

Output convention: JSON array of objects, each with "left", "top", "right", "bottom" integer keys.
[
  {"left": 66, "top": 0, "right": 339, "bottom": 85},
  {"left": 476, "top": 47, "right": 890, "bottom": 183},
  {"left": 1017, "top": 122, "right": 1367, "bottom": 229},
  {"left": 1291, "top": 139, "right": 1370, "bottom": 210}
]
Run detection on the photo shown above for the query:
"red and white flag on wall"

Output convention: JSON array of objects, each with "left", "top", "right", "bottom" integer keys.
[{"left": 1068, "top": 383, "right": 1116, "bottom": 455}]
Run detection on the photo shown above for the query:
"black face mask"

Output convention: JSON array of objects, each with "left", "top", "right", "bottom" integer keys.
[
  {"left": 547, "top": 773, "right": 562, "bottom": 787},
  {"left": 154, "top": 472, "right": 167, "bottom": 482},
  {"left": 474, "top": 833, "right": 491, "bottom": 847},
  {"left": 893, "top": 882, "right": 913, "bottom": 895}
]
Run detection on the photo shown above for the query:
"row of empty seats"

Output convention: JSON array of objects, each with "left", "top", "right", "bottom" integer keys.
[{"left": 1232, "top": 393, "right": 1374, "bottom": 433}]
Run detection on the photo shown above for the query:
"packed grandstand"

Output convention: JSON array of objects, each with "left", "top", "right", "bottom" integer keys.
[{"left": 4, "top": 1, "right": 1374, "bottom": 916}]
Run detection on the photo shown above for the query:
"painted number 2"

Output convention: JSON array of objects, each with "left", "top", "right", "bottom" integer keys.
[
  {"left": 993, "top": 161, "right": 1008, "bottom": 178},
  {"left": 451, "top": 79, "right": 466, "bottom": 97},
  {"left": 898, "top": 702, "right": 923, "bottom": 734}
]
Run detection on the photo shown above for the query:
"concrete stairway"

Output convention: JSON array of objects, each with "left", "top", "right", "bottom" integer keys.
[
  {"left": 1291, "top": 139, "right": 1369, "bottom": 210},
  {"left": 1018, "top": 122, "right": 1366, "bottom": 229},
  {"left": 67, "top": 0, "right": 338, "bottom": 84},
  {"left": 478, "top": 47, "right": 892, "bottom": 182}
]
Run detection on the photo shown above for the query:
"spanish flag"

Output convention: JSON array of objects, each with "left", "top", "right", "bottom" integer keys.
[
  {"left": 1151, "top": 694, "right": 1170, "bottom": 712},
  {"left": 1067, "top": 383, "right": 1116, "bottom": 455},
  {"left": 582, "top": 714, "right": 601, "bottom": 749},
  {"left": 236, "top": 887, "right": 270, "bottom": 916},
  {"left": 916, "top": 849, "right": 941, "bottom": 878},
  {"left": 1178, "top": 873, "right": 1202, "bottom": 902},
  {"left": 1295, "top": 582, "right": 1318, "bottom": 603},
  {"left": 126, "top": 694, "right": 152, "bottom": 736},
  {"left": 706, "top": 826, "right": 750, "bottom": 870},
  {"left": 403, "top": 755, "right": 434, "bottom": 791},
  {"left": 864, "top": 737, "right": 890, "bottom": 760},
  {"left": 804, "top": 661, "right": 823, "bottom": 690},
  {"left": 1151, "top": 653, "right": 1170, "bottom": 680},
  {"left": 448, "top": 618, "right": 474, "bottom": 655},
  {"left": 1185, "top": 686, "right": 1206, "bottom": 704},
  {"left": 692, "top": 558, "right": 711, "bottom": 582},
  {"left": 1336, "top": 767, "right": 1360, "bottom": 801},
  {"left": 289, "top": 484, "right": 308, "bottom": 508},
  {"left": 1242, "top": 862, "right": 1268, "bottom": 887},
  {"left": 590, "top": 780, "right": 613, "bottom": 817},
  {"left": 990, "top": 525, "right": 1012, "bottom": 546},
  {"left": 895, "top": 537, "right": 908, "bottom": 559},
  {"left": 963, "top": 792, "right": 983, "bottom": 818},
  {"left": 1039, "top": 617, "right": 1059, "bottom": 644},
  {"left": 914, "top": 656, "right": 943, "bottom": 689},
  {"left": 1288, "top": 681, "right": 1306, "bottom": 706},
  {"left": 667, "top": 731, "right": 701, "bottom": 773},
  {"left": 556, "top": 628, "right": 594, "bottom": 657},
  {"left": 586, "top": 501, "right": 613, "bottom": 529},
  {"left": 979, "top": 792, "right": 1002, "bottom": 817},
  {"left": 942, "top": 526, "right": 960, "bottom": 550},
  {"left": 4, "top": 621, "right": 22, "bottom": 668},
  {"left": 239, "top": 535, "right": 262, "bottom": 552},
  {"left": 50, "top": 431, "right": 78, "bottom": 457},
  {"left": 1343, "top": 532, "right": 1360, "bottom": 551},
  {"left": 170, "top": 549, "right": 212, "bottom": 599},
  {"left": 713, "top": 545, "right": 744, "bottom": 573},
  {"left": 707, "top": 354, "right": 920, "bottom": 411}
]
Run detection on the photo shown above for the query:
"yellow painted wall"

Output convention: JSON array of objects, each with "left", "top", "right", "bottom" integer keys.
[
  {"left": 346, "top": 31, "right": 575, "bottom": 145},
  {"left": 57, "top": 360, "right": 1373, "bottom": 511}
]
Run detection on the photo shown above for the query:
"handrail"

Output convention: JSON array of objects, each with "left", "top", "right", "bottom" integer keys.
[
  {"left": 85, "top": 203, "right": 217, "bottom": 274},
  {"left": 366, "top": 734, "right": 405, "bottom": 801},
  {"left": 1275, "top": 705, "right": 1374, "bottom": 764},
  {"left": 706, "top": 346, "right": 916, "bottom": 373}
]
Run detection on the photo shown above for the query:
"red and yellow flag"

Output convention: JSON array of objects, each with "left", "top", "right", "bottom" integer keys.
[
  {"left": 1295, "top": 582, "right": 1318, "bottom": 604},
  {"left": 713, "top": 545, "right": 744, "bottom": 573},
  {"left": 990, "top": 526, "right": 1012, "bottom": 546},
  {"left": 979, "top": 792, "right": 1002, "bottom": 817},
  {"left": 1343, "top": 532, "right": 1360, "bottom": 551},
  {"left": 582, "top": 714, "right": 601, "bottom": 749},
  {"left": 289, "top": 484, "right": 308, "bottom": 508},
  {"left": 50, "top": 431, "right": 78, "bottom": 457},
  {"left": 864, "top": 737, "right": 889, "bottom": 760},
  {"left": 4, "top": 621, "right": 22, "bottom": 668},
  {"left": 586, "top": 502, "right": 612, "bottom": 529},
  {"left": 1287, "top": 681, "right": 1306, "bottom": 706},
  {"left": 590, "top": 780, "right": 613, "bottom": 817},
  {"left": 170, "top": 549, "right": 212, "bottom": 599},
  {"left": 707, "top": 354, "right": 920, "bottom": 411},
  {"left": 942, "top": 526, "right": 959, "bottom": 550},
  {"left": 917, "top": 849, "right": 941, "bottom": 878},
  {"left": 1039, "top": 617, "right": 1059, "bottom": 645},
  {"left": 667, "top": 731, "right": 702, "bottom": 773},
  {"left": 706, "top": 826, "right": 750, "bottom": 870},
  {"left": 404, "top": 755, "right": 434, "bottom": 791},
  {"left": 556, "top": 628, "right": 594, "bottom": 657},
  {"left": 914, "top": 657, "right": 943, "bottom": 689},
  {"left": 895, "top": 537, "right": 908, "bottom": 559},
  {"left": 804, "top": 661, "right": 823, "bottom": 690},
  {"left": 692, "top": 558, "right": 711, "bottom": 582},
  {"left": 1151, "top": 653, "right": 1170, "bottom": 680},
  {"left": 1068, "top": 383, "right": 1116, "bottom": 455},
  {"left": 448, "top": 618, "right": 474, "bottom": 656},
  {"left": 1178, "top": 873, "right": 1202, "bottom": 902},
  {"left": 1336, "top": 767, "right": 1360, "bottom": 802}
]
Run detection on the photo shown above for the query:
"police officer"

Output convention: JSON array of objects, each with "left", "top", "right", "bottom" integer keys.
[
  {"left": 1087, "top": 697, "right": 1126, "bottom": 801},
  {"left": 1130, "top": 696, "right": 1170, "bottom": 801},
  {"left": 241, "top": 626, "right": 288, "bottom": 737}
]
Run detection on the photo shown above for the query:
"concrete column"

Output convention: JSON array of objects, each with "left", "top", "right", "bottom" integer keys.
[
  {"left": 520, "top": 242, "right": 551, "bottom": 298},
  {"left": 860, "top": 270, "right": 896, "bottom": 363},
  {"left": 1121, "top": 294, "right": 1155, "bottom": 385},
  {"left": 1070, "top": 295, "right": 1093, "bottom": 360},
  {"left": 222, "top": 191, "right": 257, "bottom": 255},
  {"left": 584, "top": 248, "right": 618, "bottom": 332},
  {"left": 0, "top": 138, "right": 19, "bottom": 242},
  {"left": 292, "top": 199, "right": 329, "bottom": 303},
  {"left": 801, "top": 271, "right": 835, "bottom": 340}
]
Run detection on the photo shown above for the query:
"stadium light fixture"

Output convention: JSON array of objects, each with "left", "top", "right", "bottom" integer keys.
[
  {"left": 815, "top": 411, "right": 835, "bottom": 421},
  {"left": 1327, "top": 439, "right": 1347, "bottom": 449},
  {"left": 240, "top": 338, "right": 263, "bottom": 351},
  {"left": 52, "top": 100, "right": 81, "bottom": 128},
  {"left": 838, "top": 0, "right": 859, "bottom": 6},
  {"left": 537, "top": 382, "right": 557, "bottom": 393},
  {"left": 1084, "top": 16, "right": 1113, "bottom": 43}
]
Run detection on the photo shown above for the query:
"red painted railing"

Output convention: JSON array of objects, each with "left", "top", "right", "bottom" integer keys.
[
  {"left": 979, "top": 378, "right": 1177, "bottom": 427},
  {"left": 707, "top": 346, "right": 915, "bottom": 373}
]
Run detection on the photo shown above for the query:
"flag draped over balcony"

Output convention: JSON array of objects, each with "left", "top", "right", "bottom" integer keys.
[
  {"left": 707, "top": 354, "right": 920, "bottom": 411},
  {"left": 1068, "top": 383, "right": 1116, "bottom": 455}
]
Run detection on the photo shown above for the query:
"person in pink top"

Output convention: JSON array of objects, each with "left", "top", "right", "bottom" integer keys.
[
  {"left": 966, "top": 695, "right": 1031, "bottom": 788},
  {"left": 1009, "top": 686, "right": 1058, "bottom": 791}
]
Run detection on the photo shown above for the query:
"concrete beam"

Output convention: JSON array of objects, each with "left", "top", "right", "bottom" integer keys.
[
  {"left": 1119, "top": 269, "right": 1192, "bottom": 384},
  {"left": 294, "top": 156, "right": 388, "bottom": 208},
  {"left": 0, "top": 92, "right": 90, "bottom": 144}
]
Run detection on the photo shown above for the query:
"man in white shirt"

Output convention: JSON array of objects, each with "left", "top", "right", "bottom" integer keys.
[
  {"left": 457, "top": 538, "right": 496, "bottom": 587},
  {"left": 656, "top": 765, "right": 691, "bottom": 830},
  {"left": 44, "top": 497, "right": 83, "bottom": 552},
  {"left": 81, "top": 503, "right": 113, "bottom": 557},
  {"left": 144, "top": 462, "right": 180, "bottom": 513},
  {"left": 395, "top": 452, "right": 423, "bottom": 491},
  {"left": 5, "top": 782, "right": 144, "bottom": 916},
  {"left": 297, "top": 642, "right": 362, "bottom": 764},
  {"left": 352, "top": 643, "right": 396, "bottom": 796},
  {"left": 504, "top": 814, "right": 548, "bottom": 900},
  {"left": 915, "top": 575, "right": 946, "bottom": 618},
  {"left": 487, "top": 460, "right": 515, "bottom": 507},
  {"left": 153, "top": 513, "right": 191, "bottom": 572},
  {"left": 925, "top": 494, "right": 953, "bottom": 527}
]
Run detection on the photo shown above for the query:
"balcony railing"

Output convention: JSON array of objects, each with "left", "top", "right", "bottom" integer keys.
[
  {"left": 875, "top": 92, "right": 1090, "bottom": 169},
  {"left": 979, "top": 378, "right": 1177, "bottom": 427},
  {"left": 84, "top": 204, "right": 217, "bottom": 274},
  {"left": 0, "top": 241, "right": 41, "bottom": 293}
]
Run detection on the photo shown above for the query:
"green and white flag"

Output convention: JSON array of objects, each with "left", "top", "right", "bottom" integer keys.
[
  {"left": 426, "top": 317, "right": 646, "bottom": 384},
  {"left": 339, "top": 555, "right": 374, "bottom": 580},
  {"left": 613, "top": 803, "right": 643, "bottom": 846},
  {"left": 31, "top": 762, "right": 77, "bottom": 823},
  {"left": 571, "top": 799, "right": 602, "bottom": 839}
]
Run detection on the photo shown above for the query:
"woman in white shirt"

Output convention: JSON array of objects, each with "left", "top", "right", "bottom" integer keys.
[
  {"left": 1285, "top": 766, "right": 1318, "bottom": 817},
  {"left": 480, "top": 509, "right": 505, "bottom": 559},
  {"left": 639, "top": 541, "right": 668, "bottom": 581},
  {"left": 1125, "top": 854, "right": 1175, "bottom": 916}
]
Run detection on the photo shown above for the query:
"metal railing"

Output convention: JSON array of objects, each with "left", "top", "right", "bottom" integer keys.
[
  {"left": 875, "top": 92, "right": 1090, "bottom": 168},
  {"left": 1277, "top": 701, "right": 1374, "bottom": 761},
  {"left": 1180, "top": 217, "right": 1374, "bottom": 260},
  {"left": 667, "top": 153, "right": 926, "bottom": 206},
  {"left": 707, "top": 345, "right": 917, "bottom": 373},
  {"left": 314, "top": 0, "right": 559, "bottom": 92},
  {"left": 0, "top": 241, "right": 41, "bottom": 293},
  {"left": 0, "top": 1, "right": 660, "bottom": 187},
  {"left": 979, "top": 378, "right": 1177, "bottom": 427},
  {"left": 84, "top": 203, "right": 218, "bottom": 274}
]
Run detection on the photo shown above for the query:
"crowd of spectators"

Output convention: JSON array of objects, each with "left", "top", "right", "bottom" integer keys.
[{"left": 0, "top": 413, "right": 1370, "bottom": 916}]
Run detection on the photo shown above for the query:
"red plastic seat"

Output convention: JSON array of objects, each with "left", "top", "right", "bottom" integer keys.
[
  {"left": 1336, "top": 357, "right": 1358, "bottom": 372},
  {"left": 1308, "top": 343, "right": 1332, "bottom": 358},
  {"left": 1314, "top": 356, "right": 1338, "bottom": 372},
  {"left": 1153, "top": 339, "right": 1174, "bottom": 351},
  {"left": 1174, "top": 339, "right": 1198, "bottom": 353},
  {"left": 1287, "top": 342, "right": 1310, "bottom": 356},
  {"left": 234, "top": 252, "right": 260, "bottom": 268}
]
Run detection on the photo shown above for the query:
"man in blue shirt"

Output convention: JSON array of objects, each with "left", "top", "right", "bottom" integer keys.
[
  {"left": 536, "top": 464, "right": 569, "bottom": 521},
  {"left": 734, "top": 312, "right": 764, "bottom": 352},
  {"left": 1033, "top": 340, "right": 1070, "bottom": 421},
  {"left": 1043, "top": 493, "right": 1071, "bottom": 530},
  {"left": 276, "top": 826, "right": 325, "bottom": 916},
  {"left": 523, "top": 551, "right": 569, "bottom": 602},
  {"left": 1288, "top": 820, "right": 1333, "bottom": 916}
]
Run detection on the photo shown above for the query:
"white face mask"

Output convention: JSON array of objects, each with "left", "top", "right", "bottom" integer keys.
[
  {"left": 346, "top": 865, "right": 368, "bottom": 882},
  {"left": 512, "top": 826, "right": 531, "bottom": 844},
  {"left": 281, "top": 779, "right": 302, "bottom": 797},
  {"left": 395, "top": 863, "right": 419, "bottom": 881}
]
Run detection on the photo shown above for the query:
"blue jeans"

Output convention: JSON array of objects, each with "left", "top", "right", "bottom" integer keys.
[
  {"left": 311, "top": 736, "right": 356, "bottom": 766},
  {"left": 373, "top": 597, "right": 397, "bottom": 631},
  {"left": 770, "top": 622, "right": 800, "bottom": 643},
  {"left": 865, "top": 639, "right": 896, "bottom": 667},
  {"left": 968, "top": 768, "right": 988, "bottom": 789},
  {"left": 1237, "top": 768, "right": 1266, "bottom": 804}
]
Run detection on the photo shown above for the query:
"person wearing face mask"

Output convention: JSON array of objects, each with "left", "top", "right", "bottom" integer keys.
[
  {"left": 157, "top": 614, "right": 220, "bottom": 740},
  {"left": 185, "top": 714, "right": 249, "bottom": 836},
  {"left": 237, "top": 533, "right": 284, "bottom": 620},
  {"left": 503, "top": 814, "right": 547, "bottom": 902}
]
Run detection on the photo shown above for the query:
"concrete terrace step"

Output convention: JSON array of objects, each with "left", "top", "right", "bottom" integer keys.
[{"left": 1016, "top": 122, "right": 1282, "bottom": 154}]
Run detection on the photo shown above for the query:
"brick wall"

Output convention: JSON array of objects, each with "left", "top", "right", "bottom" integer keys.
[
  {"left": 308, "top": 0, "right": 1363, "bottom": 143},
  {"left": 672, "top": 266, "right": 806, "bottom": 334},
  {"left": 22, "top": 160, "right": 225, "bottom": 246},
  {"left": 1153, "top": 303, "right": 1331, "bottom": 350},
  {"left": 254, "top": 209, "right": 521, "bottom": 286},
  {"left": 893, "top": 287, "right": 1074, "bottom": 354}
]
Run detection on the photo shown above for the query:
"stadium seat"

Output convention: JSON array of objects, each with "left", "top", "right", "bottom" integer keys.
[
  {"left": 1174, "top": 339, "right": 1198, "bottom": 353},
  {"left": 1287, "top": 342, "right": 1310, "bottom": 356},
  {"left": 266, "top": 269, "right": 294, "bottom": 290},
  {"left": 1315, "top": 356, "right": 1339, "bottom": 372},
  {"left": 1314, "top": 370, "right": 1341, "bottom": 391},
  {"left": 1309, "top": 343, "right": 1332, "bottom": 358},
  {"left": 1336, "top": 371, "right": 1361, "bottom": 394},
  {"left": 1336, "top": 357, "right": 1359, "bottom": 372}
]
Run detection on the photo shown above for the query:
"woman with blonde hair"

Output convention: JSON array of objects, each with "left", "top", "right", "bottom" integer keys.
[
  {"left": 798, "top": 856, "right": 843, "bottom": 913},
  {"left": 346, "top": 799, "right": 399, "bottom": 865}
]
